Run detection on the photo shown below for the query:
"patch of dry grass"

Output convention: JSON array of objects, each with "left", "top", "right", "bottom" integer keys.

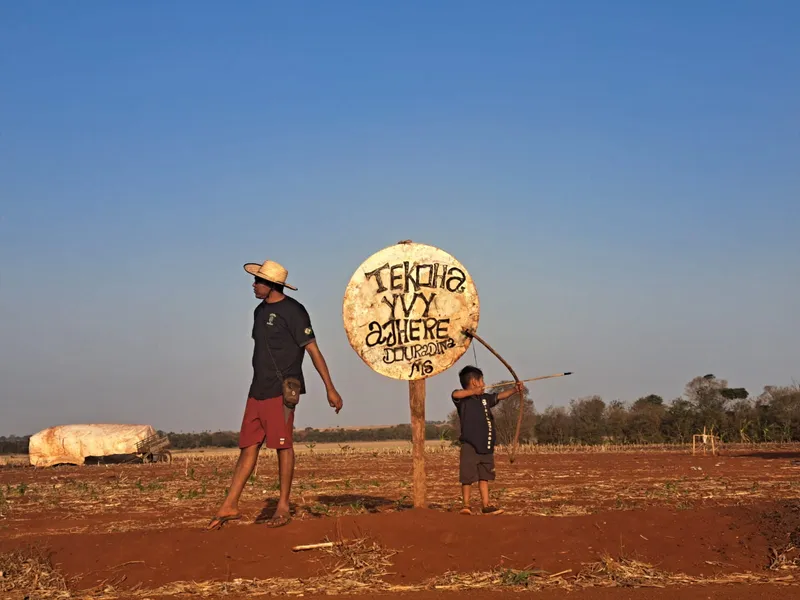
[
  {"left": 78, "top": 534, "right": 401, "bottom": 598},
  {"left": 92, "top": 575, "right": 390, "bottom": 598},
  {"left": 769, "top": 544, "right": 800, "bottom": 571},
  {"left": 1, "top": 454, "right": 28, "bottom": 467},
  {"left": 3, "top": 443, "right": 800, "bottom": 537},
  {"left": 575, "top": 553, "right": 673, "bottom": 587},
  {"left": 173, "top": 440, "right": 448, "bottom": 459},
  {"left": 500, "top": 441, "right": 800, "bottom": 456},
  {"left": 2, "top": 543, "right": 798, "bottom": 599},
  {"left": 427, "top": 566, "right": 573, "bottom": 591},
  {"left": 573, "top": 553, "right": 799, "bottom": 589},
  {"left": 323, "top": 536, "right": 397, "bottom": 583},
  {"left": 426, "top": 555, "right": 798, "bottom": 592},
  {"left": 0, "top": 545, "right": 69, "bottom": 598}
]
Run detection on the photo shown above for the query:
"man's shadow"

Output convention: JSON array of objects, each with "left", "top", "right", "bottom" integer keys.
[
  {"left": 254, "top": 494, "right": 413, "bottom": 523},
  {"left": 739, "top": 451, "right": 800, "bottom": 460}
]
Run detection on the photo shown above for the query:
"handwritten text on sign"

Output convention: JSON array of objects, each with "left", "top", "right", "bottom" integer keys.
[{"left": 342, "top": 243, "right": 480, "bottom": 381}]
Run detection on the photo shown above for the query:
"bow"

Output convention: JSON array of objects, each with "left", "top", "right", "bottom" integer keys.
[{"left": 463, "top": 329, "right": 526, "bottom": 463}]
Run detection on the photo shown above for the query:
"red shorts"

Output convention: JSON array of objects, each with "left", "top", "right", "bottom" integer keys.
[{"left": 238, "top": 396, "right": 294, "bottom": 450}]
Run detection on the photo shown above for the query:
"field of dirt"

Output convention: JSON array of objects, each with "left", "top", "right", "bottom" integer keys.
[{"left": 2, "top": 442, "right": 800, "bottom": 599}]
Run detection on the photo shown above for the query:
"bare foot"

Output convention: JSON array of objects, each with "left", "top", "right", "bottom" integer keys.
[
  {"left": 262, "top": 504, "right": 292, "bottom": 528},
  {"left": 207, "top": 512, "right": 241, "bottom": 530}
]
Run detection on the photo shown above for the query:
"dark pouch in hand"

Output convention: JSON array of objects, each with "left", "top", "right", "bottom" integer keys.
[{"left": 282, "top": 376, "right": 302, "bottom": 409}]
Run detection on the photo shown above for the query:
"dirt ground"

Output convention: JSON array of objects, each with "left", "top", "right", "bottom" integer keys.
[{"left": 2, "top": 443, "right": 800, "bottom": 599}]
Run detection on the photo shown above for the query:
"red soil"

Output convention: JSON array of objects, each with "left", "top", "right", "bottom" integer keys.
[
  {"left": 2, "top": 448, "right": 800, "bottom": 598},
  {"left": 2, "top": 502, "right": 796, "bottom": 592}
]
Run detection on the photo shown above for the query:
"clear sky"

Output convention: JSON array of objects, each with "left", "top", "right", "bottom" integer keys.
[{"left": 1, "top": 1, "right": 798, "bottom": 436}]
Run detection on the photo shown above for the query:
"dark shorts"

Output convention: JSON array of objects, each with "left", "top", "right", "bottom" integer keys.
[
  {"left": 239, "top": 396, "right": 294, "bottom": 450},
  {"left": 459, "top": 442, "right": 495, "bottom": 484}
]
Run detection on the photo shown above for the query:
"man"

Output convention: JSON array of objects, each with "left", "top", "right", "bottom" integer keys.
[{"left": 208, "top": 259, "right": 343, "bottom": 530}]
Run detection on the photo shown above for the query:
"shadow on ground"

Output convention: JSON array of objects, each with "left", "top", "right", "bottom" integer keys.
[
  {"left": 253, "top": 494, "right": 416, "bottom": 523},
  {"left": 739, "top": 452, "right": 800, "bottom": 460}
]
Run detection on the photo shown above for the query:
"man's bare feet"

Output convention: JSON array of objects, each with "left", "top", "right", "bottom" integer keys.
[
  {"left": 481, "top": 506, "right": 504, "bottom": 515},
  {"left": 260, "top": 503, "right": 292, "bottom": 528},
  {"left": 207, "top": 511, "right": 241, "bottom": 530}
]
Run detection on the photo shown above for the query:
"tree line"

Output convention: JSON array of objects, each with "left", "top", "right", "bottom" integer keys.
[
  {"left": 0, "top": 423, "right": 451, "bottom": 454},
  {"left": 154, "top": 423, "right": 450, "bottom": 450},
  {"left": 474, "top": 375, "right": 800, "bottom": 446},
  {"left": 0, "top": 435, "right": 29, "bottom": 455},
  {"left": 3, "top": 374, "right": 798, "bottom": 454}
]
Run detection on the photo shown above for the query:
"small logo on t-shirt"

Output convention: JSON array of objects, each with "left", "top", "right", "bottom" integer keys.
[
  {"left": 267, "top": 313, "right": 276, "bottom": 326},
  {"left": 304, "top": 327, "right": 313, "bottom": 335}
]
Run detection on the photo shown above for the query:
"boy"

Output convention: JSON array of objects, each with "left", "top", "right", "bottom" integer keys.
[{"left": 451, "top": 365, "right": 524, "bottom": 515}]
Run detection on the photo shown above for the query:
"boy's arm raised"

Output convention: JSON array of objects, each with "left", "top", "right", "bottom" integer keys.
[
  {"left": 452, "top": 387, "right": 482, "bottom": 400},
  {"left": 496, "top": 382, "right": 525, "bottom": 401}
]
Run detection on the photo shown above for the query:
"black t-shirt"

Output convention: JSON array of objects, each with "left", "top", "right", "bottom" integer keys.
[
  {"left": 248, "top": 296, "right": 316, "bottom": 400},
  {"left": 452, "top": 392, "right": 499, "bottom": 454}
]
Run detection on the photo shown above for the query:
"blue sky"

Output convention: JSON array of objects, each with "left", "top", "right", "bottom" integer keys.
[{"left": 1, "top": 1, "right": 798, "bottom": 436}]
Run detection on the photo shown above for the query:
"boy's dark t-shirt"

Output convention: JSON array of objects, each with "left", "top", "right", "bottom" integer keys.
[
  {"left": 249, "top": 296, "right": 316, "bottom": 400},
  {"left": 452, "top": 392, "right": 500, "bottom": 454}
]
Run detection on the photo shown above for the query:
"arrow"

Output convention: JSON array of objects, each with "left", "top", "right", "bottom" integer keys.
[{"left": 487, "top": 372, "right": 573, "bottom": 389}]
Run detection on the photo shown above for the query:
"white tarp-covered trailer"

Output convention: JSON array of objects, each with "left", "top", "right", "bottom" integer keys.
[{"left": 28, "top": 424, "right": 158, "bottom": 467}]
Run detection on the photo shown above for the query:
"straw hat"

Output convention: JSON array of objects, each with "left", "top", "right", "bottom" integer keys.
[{"left": 243, "top": 260, "right": 297, "bottom": 290}]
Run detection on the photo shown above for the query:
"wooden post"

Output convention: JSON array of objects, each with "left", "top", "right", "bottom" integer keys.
[{"left": 409, "top": 378, "right": 426, "bottom": 508}]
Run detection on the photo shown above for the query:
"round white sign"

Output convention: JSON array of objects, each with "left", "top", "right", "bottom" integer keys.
[{"left": 343, "top": 242, "right": 480, "bottom": 380}]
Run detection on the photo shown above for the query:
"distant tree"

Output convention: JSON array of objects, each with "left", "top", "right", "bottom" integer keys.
[
  {"left": 536, "top": 406, "right": 571, "bottom": 444},
  {"left": 721, "top": 388, "right": 749, "bottom": 401},
  {"left": 604, "top": 400, "right": 628, "bottom": 443},
  {"left": 10, "top": 376, "right": 787, "bottom": 455},
  {"left": 424, "top": 422, "right": 440, "bottom": 440},
  {"left": 662, "top": 398, "right": 696, "bottom": 443},
  {"left": 728, "top": 398, "right": 758, "bottom": 443},
  {"left": 488, "top": 382, "right": 535, "bottom": 446},
  {"left": 757, "top": 384, "right": 800, "bottom": 441},
  {"left": 633, "top": 394, "right": 664, "bottom": 410},
  {"left": 569, "top": 396, "right": 606, "bottom": 444},
  {"left": 684, "top": 374, "right": 730, "bottom": 434},
  {"left": 0, "top": 435, "right": 30, "bottom": 454},
  {"left": 626, "top": 395, "right": 666, "bottom": 443},
  {"left": 207, "top": 431, "right": 234, "bottom": 447},
  {"left": 446, "top": 408, "right": 459, "bottom": 432}
]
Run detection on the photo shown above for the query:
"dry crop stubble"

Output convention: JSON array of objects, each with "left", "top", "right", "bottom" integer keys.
[
  {"left": 2, "top": 445, "right": 800, "bottom": 599},
  {"left": 2, "top": 537, "right": 795, "bottom": 600},
  {"left": 2, "top": 444, "right": 800, "bottom": 536},
  {"left": 0, "top": 544, "right": 69, "bottom": 598}
]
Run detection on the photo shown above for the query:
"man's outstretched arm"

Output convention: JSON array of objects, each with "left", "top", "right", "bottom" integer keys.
[{"left": 305, "top": 340, "right": 343, "bottom": 413}]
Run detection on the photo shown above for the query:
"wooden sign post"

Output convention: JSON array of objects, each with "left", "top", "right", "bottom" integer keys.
[{"left": 343, "top": 241, "right": 480, "bottom": 508}]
